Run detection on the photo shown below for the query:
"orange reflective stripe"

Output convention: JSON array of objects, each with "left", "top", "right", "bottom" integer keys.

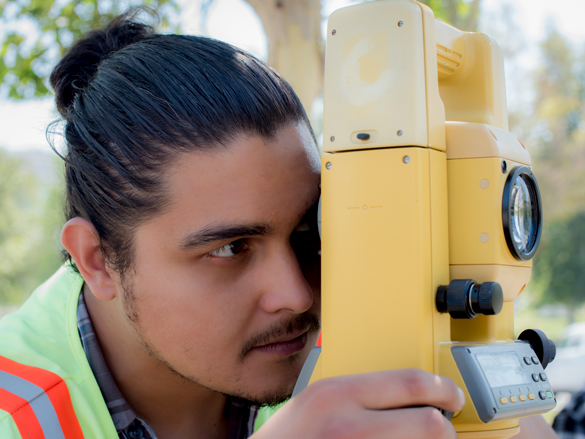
[
  {"left": 45, "top": 381, "right": 84, "bottom": 439},
  {"left": 0, "top": 387, "right": 45, "bottom": 439},
  {"left": 0, "top": 356, "right": 84, "bottom": 439}
]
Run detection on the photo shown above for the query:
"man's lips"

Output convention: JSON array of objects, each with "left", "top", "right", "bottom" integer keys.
[{"left": 251, "top": 328, "right": 310, "bottom": 356}]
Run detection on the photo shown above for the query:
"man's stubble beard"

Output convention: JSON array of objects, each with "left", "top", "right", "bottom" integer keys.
[{"left": 120, "top": 279, "right": 320, "bottom": 407}]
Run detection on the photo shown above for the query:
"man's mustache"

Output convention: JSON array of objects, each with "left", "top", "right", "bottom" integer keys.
[{"left": 239, "top": 313, "right": 321, "bottom": 361}]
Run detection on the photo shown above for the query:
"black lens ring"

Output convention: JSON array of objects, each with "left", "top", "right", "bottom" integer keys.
[{"left": 502, "top": 166, "right": 543, "bottom": 261}]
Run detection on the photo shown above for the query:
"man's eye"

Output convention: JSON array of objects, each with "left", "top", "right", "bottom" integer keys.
[
  {"left": 295, "top": 222, "right": 311, "bottom": 232},
  {"left": 291, "top": 222, "right": 320, "bottom": 250},
  {"left": 209, "top": 240, "right": 244, "bottom": 257}
]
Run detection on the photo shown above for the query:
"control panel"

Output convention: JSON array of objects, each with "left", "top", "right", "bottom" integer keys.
[{"left": 452, "top": 342, "right": 556, "bottom": 423}]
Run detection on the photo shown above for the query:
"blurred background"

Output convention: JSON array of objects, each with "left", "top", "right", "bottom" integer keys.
[{"left": 1, "top": 0, "right": 584, "bottom": 421}]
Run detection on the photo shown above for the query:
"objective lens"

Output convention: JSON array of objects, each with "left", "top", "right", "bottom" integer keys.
[
  {"left": 502, "top": 166, "right": 542, "bottom": 261},
  {"left": 511, "top": 176, "right": 533, "bottom": 253}
]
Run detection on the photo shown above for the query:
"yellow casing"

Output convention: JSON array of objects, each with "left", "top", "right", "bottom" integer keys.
[
  {"left": 315, "top": 1, "right": 544, "bottom": 438},
  {"left": 323, "top": 0, "right": 445, "bottom": 152},
  {"left": 321, "top": 146, "right": 450, "bottom": 377}
]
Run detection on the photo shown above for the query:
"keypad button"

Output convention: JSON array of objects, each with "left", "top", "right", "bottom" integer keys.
[
  {"left": 510, "top": 396, "right": 517, "bottom": 403},
  {"left": 500, "top": 397, "right": 508, "bottom": 404},
  {"left": 546, "top": 391, "right": 553, "bottom": 399},
  {"left": 539, "top": 391, "right": 547, "bottom": 400},
  {"left": 519, "top": 394, "right": 526, "bottom": 401},
  {"left": 532, "top": 356, "right": 539, "bottom": 364},
  {"left": 528, "top": 393, "right": 535, "bottom": 400},
  {"left": 524, "top": 356, "right": 532, "bottom": 365},
  {"left": 532, "top": 373, "right": 540, "bottom": 382},
  {"left": 540, "top": 373, "right": 547, "bottom": 381}
]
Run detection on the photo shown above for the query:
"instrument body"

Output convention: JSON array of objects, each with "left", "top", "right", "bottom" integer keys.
[{"left": 304, "top": 1, "right": 554, "bottom": 437}]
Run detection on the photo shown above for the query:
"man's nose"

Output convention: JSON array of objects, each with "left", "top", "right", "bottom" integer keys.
[{"left": 257, "top": 245, "right": 314, "bottom": 315}]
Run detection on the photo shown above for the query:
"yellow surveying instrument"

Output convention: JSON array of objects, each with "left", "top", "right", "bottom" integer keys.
[{"left": 293, "top": 0, "right": 557, "bottom": 438}]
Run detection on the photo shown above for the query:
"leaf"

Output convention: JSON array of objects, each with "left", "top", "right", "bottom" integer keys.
[{"left": 1, "top": 0, "right": 181, "bottom": 99}]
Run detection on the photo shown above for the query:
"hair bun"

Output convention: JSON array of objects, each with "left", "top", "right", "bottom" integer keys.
[{"left": 50, "top": 9, "right": 155, "bottom": 118}]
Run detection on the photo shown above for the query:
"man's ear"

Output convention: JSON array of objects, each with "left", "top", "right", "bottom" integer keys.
[{"left": 61, "top": 218, "right": 117, "bottom": 301}]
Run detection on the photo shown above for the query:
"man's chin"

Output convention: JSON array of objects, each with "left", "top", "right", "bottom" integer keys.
[
  {"left": 226, "top": 389, "right": 292, "bottom": 408},
  {"left": 226, "top": 382, "right": 295, "bottom": 407}
]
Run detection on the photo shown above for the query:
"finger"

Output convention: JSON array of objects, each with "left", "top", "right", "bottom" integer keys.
[
  {"left": 346, "top": 369, "right": 465, "bottom": 413},
  {"left": 361, "top": 407, "right": 458, "bottom": 439}
]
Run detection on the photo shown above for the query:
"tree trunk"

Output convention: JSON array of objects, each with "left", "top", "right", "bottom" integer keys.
[
  {"left": 567, "top": 303, "right": 576, "bottom": 325},
  {"left": 246, "top": 0, "right": 324, "bottom": 122},
  {"left": 462, "top": 0, "right": 482, "bottom": 32},
  {"left": 446, "top": 0, "right": 482, "bottom": 31}
]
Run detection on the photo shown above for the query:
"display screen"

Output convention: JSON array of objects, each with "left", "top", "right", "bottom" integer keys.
[{"left": 476, "top": 352, "right": 531, "bottom": 387}]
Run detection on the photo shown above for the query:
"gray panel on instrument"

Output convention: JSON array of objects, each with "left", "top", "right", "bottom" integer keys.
[{"left": 452, "top": 342, "right": 556, "bottom": 423}]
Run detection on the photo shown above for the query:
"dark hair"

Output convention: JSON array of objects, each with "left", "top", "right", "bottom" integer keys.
[{"left": 50, "top": 10, "right": 312, "bottom": 277}]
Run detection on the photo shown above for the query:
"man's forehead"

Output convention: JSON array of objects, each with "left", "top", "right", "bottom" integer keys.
[{"left": 145, "top": 123, "right": 320, "bottom": 243}]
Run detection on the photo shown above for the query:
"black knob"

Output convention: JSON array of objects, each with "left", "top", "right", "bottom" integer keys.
[
  {"left": 436, "top": 280, "right": 504, "bottom": 319},
  {"left": 518, "top": 329, "right": 556, "bottom": 369},
  {"left": 477, "top": 282, "right": 504, "bottom": 315}
]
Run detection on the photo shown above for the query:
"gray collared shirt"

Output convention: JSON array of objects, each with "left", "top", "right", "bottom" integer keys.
[{"left": 77, "top": 291, "right": 259, "bottom": 439}]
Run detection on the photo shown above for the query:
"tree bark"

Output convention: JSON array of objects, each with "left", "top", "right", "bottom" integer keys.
[
  {"left": 246, "top": 0, "right": 324, "bottom": 121},
  {"left": 567, "top": 302, "right": 576, "bottom": 325},
  {"left": 446, "top": 0, "right": 482, "bottom": 31},
  {"left": 463, "top": 0, "right": 481, "bottom": 32}
]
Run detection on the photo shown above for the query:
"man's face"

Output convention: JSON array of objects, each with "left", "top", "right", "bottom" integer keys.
[{"left": 118, "top": 122, "right": 321, "bottom": 404}]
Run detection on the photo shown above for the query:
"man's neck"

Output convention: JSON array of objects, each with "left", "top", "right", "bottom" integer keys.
[{"left": 83, "top": 285, "right": 229, "bottom": 439}]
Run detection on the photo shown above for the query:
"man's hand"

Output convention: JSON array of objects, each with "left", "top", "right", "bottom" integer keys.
[
  {"left": 253, "top": 369, "right": 465, "bottom": 439},
  {"left": 513, "top": 416, "right": 558, "bottom": 439}
]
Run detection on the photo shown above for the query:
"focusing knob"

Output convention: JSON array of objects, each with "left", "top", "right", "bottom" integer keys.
[
  {"left": 477, "top": 282, "right": 504, "bottom": 315},
  {"left": 518, "top": 329, "right": 556, "bottom": 369},
  {"left": 436, "top": 280, "right": 504, "bottom": 319}
]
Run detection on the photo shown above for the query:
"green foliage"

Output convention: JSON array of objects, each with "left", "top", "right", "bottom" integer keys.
[
  {"left": 0, "top": 149, "right": 64, "bottom": 303},
  {"left": 418, "top": 0, "right": 481, "bottom": 31},
  {"left": 525, "top": 26, "right": 585, "bottom": 221},
  {"left": 532, "top": 212, "right": 585, "bottom": 311},
  {"left": 0, "top": 0, "right": 181, "bottom": 99},
  {"left": 512, "top": 26, "right": 585, "bottom": 317}
]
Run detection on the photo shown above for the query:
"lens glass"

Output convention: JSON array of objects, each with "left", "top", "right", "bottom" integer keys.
[{"left": 510, "top": 176, "right": 533, "bottom": 253}]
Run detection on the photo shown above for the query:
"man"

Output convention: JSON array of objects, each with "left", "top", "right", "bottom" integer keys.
[{"left": 0, "top": 11, "right": 556, "bottom": 439}]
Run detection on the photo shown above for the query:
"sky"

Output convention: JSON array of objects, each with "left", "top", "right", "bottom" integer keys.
[{"left": 1, "top": 0, "right": 585, "bottom": 152}]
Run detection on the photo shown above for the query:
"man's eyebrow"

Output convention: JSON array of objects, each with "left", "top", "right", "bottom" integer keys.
[{"left": 179, "top": 223, "right": 272, "bottom": 250}]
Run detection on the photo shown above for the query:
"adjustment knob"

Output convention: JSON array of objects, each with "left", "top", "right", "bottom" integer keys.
[
  {"left": 477, "top": 282, "right": 504, "bottom": 315},
  {"left": 436, "top": 280, "right": 504, "bottom": 319},
  {"left": 518, "top": 329, "right": 556, "bottom": 369}
]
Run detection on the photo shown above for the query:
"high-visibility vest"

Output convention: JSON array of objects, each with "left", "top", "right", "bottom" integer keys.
[
  {"left": 0, "top": 266, "right": 277, "bottom": 438},
  {"left": 0, "top": 266, "right": 118, "bottom": 438}
]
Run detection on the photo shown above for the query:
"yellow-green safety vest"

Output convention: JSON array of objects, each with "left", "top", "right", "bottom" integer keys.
[{"left": 0, "top": 266, "right": 278, "bottom": 438}]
